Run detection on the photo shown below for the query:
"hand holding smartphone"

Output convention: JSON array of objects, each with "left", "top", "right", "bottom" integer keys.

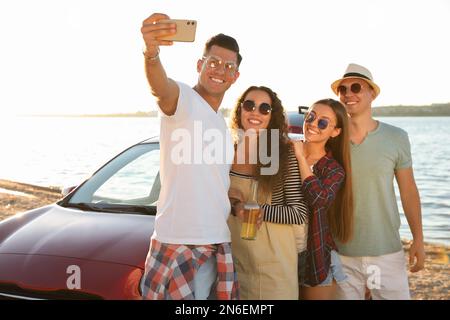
[{"left": 158, "top": 19, "right": 197, "bottom": 42}]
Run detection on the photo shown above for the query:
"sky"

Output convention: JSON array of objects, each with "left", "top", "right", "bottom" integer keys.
[{"left": 0, "top": 0, "right": 449, "bottom": 116}]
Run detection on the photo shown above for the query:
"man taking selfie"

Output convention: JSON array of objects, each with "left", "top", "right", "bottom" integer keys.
[{"left": 140, "top": 13, "right": 241, "bottom": 300}]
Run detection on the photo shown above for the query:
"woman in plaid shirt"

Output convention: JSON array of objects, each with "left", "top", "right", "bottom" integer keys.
[{"left": 291, "top": 99, "right": 354, "bottom": 300}]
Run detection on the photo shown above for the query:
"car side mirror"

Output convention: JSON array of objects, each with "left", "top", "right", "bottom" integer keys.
[
  {"left": 298, "top": 106, "right": 309, "bottom": 114},
  {"left": 62, "top": 185, "right": 77, "bottom": 197}
]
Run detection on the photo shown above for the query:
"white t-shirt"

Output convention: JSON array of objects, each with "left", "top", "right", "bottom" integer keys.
[{"left": 153, "top": 82, "right": 234, "bottom": 245}]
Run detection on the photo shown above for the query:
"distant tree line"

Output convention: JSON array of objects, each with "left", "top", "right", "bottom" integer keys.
[
  {"left": 50, "top": 103, "right": 450, "bottom": 118},
  {"left": 372, "top": 103, "right": 450, "bottom": 116}
]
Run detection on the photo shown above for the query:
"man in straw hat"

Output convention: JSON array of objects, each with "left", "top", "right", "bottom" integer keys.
[{"left": 330, "top": 63, "right": 425, "bottom": 300}]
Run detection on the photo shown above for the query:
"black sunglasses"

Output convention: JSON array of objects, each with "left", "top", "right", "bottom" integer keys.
[
  {"left": 241, "top": 100, "right": 272, "bottom": 115},
  {"left": 305, "top": 111, "right": 334, "bottom": 130},
  {"left": 337, "top": 83, "right": 362, "bottom": 95}
]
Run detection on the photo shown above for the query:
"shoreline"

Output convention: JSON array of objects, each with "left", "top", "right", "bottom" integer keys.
[
  {"left": 0, "top": 179, "right": 62, "bottom": 220},
  {"left": 0, "top": 178, "right": 448, "bottom": 300}
]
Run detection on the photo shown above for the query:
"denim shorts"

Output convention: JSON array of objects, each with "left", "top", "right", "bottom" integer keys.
[{"left": 298, "top": 250, "right": 348, "bottom": 287}]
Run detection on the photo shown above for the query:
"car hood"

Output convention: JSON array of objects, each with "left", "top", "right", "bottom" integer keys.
[
  {"left": 0, "top": 254, "right": 143, "bottom": 299},
  {"left": 0, "top": 204, "right": 154, "bottom": 268}
]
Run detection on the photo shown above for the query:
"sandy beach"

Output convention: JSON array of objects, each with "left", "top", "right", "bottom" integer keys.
[{"left": 0, "top": 178, "right": 448, "bottom": 300}]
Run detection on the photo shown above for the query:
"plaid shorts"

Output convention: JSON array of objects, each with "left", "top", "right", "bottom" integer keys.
[{"left": 141, "top": 239, "right": 239, "bottom": 300}]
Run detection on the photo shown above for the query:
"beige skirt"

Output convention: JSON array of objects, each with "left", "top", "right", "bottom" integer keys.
[{"left": 228, "top": 174, "right": 298, "bottom": 300}]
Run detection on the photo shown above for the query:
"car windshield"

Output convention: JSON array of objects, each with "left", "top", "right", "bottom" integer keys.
[{"left": 61, "top": 142, "right": 161, "bottom": 214}]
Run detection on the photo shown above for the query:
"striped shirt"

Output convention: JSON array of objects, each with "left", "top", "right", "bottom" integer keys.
[{"left": 230, "top": 147, "right": 308, "bottom": 225}]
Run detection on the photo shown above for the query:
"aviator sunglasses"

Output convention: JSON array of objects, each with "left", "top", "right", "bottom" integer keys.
[
  {"left": 337, "top": 83, "right": 362, "bottom": 95},
  {"left": 202, "top": 55, "right": 238, "bottom": 76},
  {"left": 305, "top": 111, "right": 334, "bottom": 130},
  {"left": 241, "top": 100, "right": 272, "bottom": 115}
]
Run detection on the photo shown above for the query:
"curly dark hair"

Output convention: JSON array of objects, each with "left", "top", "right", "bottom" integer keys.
[{"left": 230, "top": 86, "right": 290, "bottom": 192}]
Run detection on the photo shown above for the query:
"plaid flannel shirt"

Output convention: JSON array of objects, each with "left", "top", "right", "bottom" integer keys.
[
  {"left": 301, "top": 151, "right": 345, "bottom": 286},
  {"left": 141, "top": 239, "right": 239, "bottom": 300}
]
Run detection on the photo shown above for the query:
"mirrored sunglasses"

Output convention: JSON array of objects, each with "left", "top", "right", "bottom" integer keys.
[
  {"left": 241, "top": 100, "right": 272, "bottom": 115},
  {"left": 305, "top": 111, "right": 332, "bottom": 130},
  {"left": 202, "top": 55, "right": 238, "bottom": 75}
]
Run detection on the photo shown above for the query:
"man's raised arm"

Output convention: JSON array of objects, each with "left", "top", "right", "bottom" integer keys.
[{"left": 141, "top": 13, "right": 180, "bottom": 116}]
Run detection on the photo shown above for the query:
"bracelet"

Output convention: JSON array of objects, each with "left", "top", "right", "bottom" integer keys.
[{"left": 143, "top": 48, "right": 160, "bottom": 61}]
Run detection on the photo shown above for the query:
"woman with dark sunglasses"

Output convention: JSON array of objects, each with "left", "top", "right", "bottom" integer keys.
[
  {"left": 227, "top": 86, "right": 309, "bottom": 299},
  {"left": 291, "top": 98, "right": 354, "bottom": 300}
]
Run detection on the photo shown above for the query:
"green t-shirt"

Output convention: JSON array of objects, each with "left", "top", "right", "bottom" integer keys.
[{"left": 336, "top": 121, "right": 412, "bottom": 257}]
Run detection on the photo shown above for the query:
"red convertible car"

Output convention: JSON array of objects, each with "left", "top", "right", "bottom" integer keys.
[
  {"left": 0, "top": 138, "right": 161, "bottom": 299},
  {"left": 0, "top": 110, "right": 305, "bottom": 300}
]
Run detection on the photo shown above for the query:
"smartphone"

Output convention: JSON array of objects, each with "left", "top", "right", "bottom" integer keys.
[{"left": 158, "top": 19, "right": 197, "bottom": 42}]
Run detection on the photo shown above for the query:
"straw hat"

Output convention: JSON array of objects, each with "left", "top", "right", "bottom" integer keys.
[{"left": 331, "top": 63, "right": 380, "bottom": 97}]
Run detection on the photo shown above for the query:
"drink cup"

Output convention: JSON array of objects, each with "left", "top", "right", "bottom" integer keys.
[{"left": 240, "top": 204, "right": 260, "bottom": 240}]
